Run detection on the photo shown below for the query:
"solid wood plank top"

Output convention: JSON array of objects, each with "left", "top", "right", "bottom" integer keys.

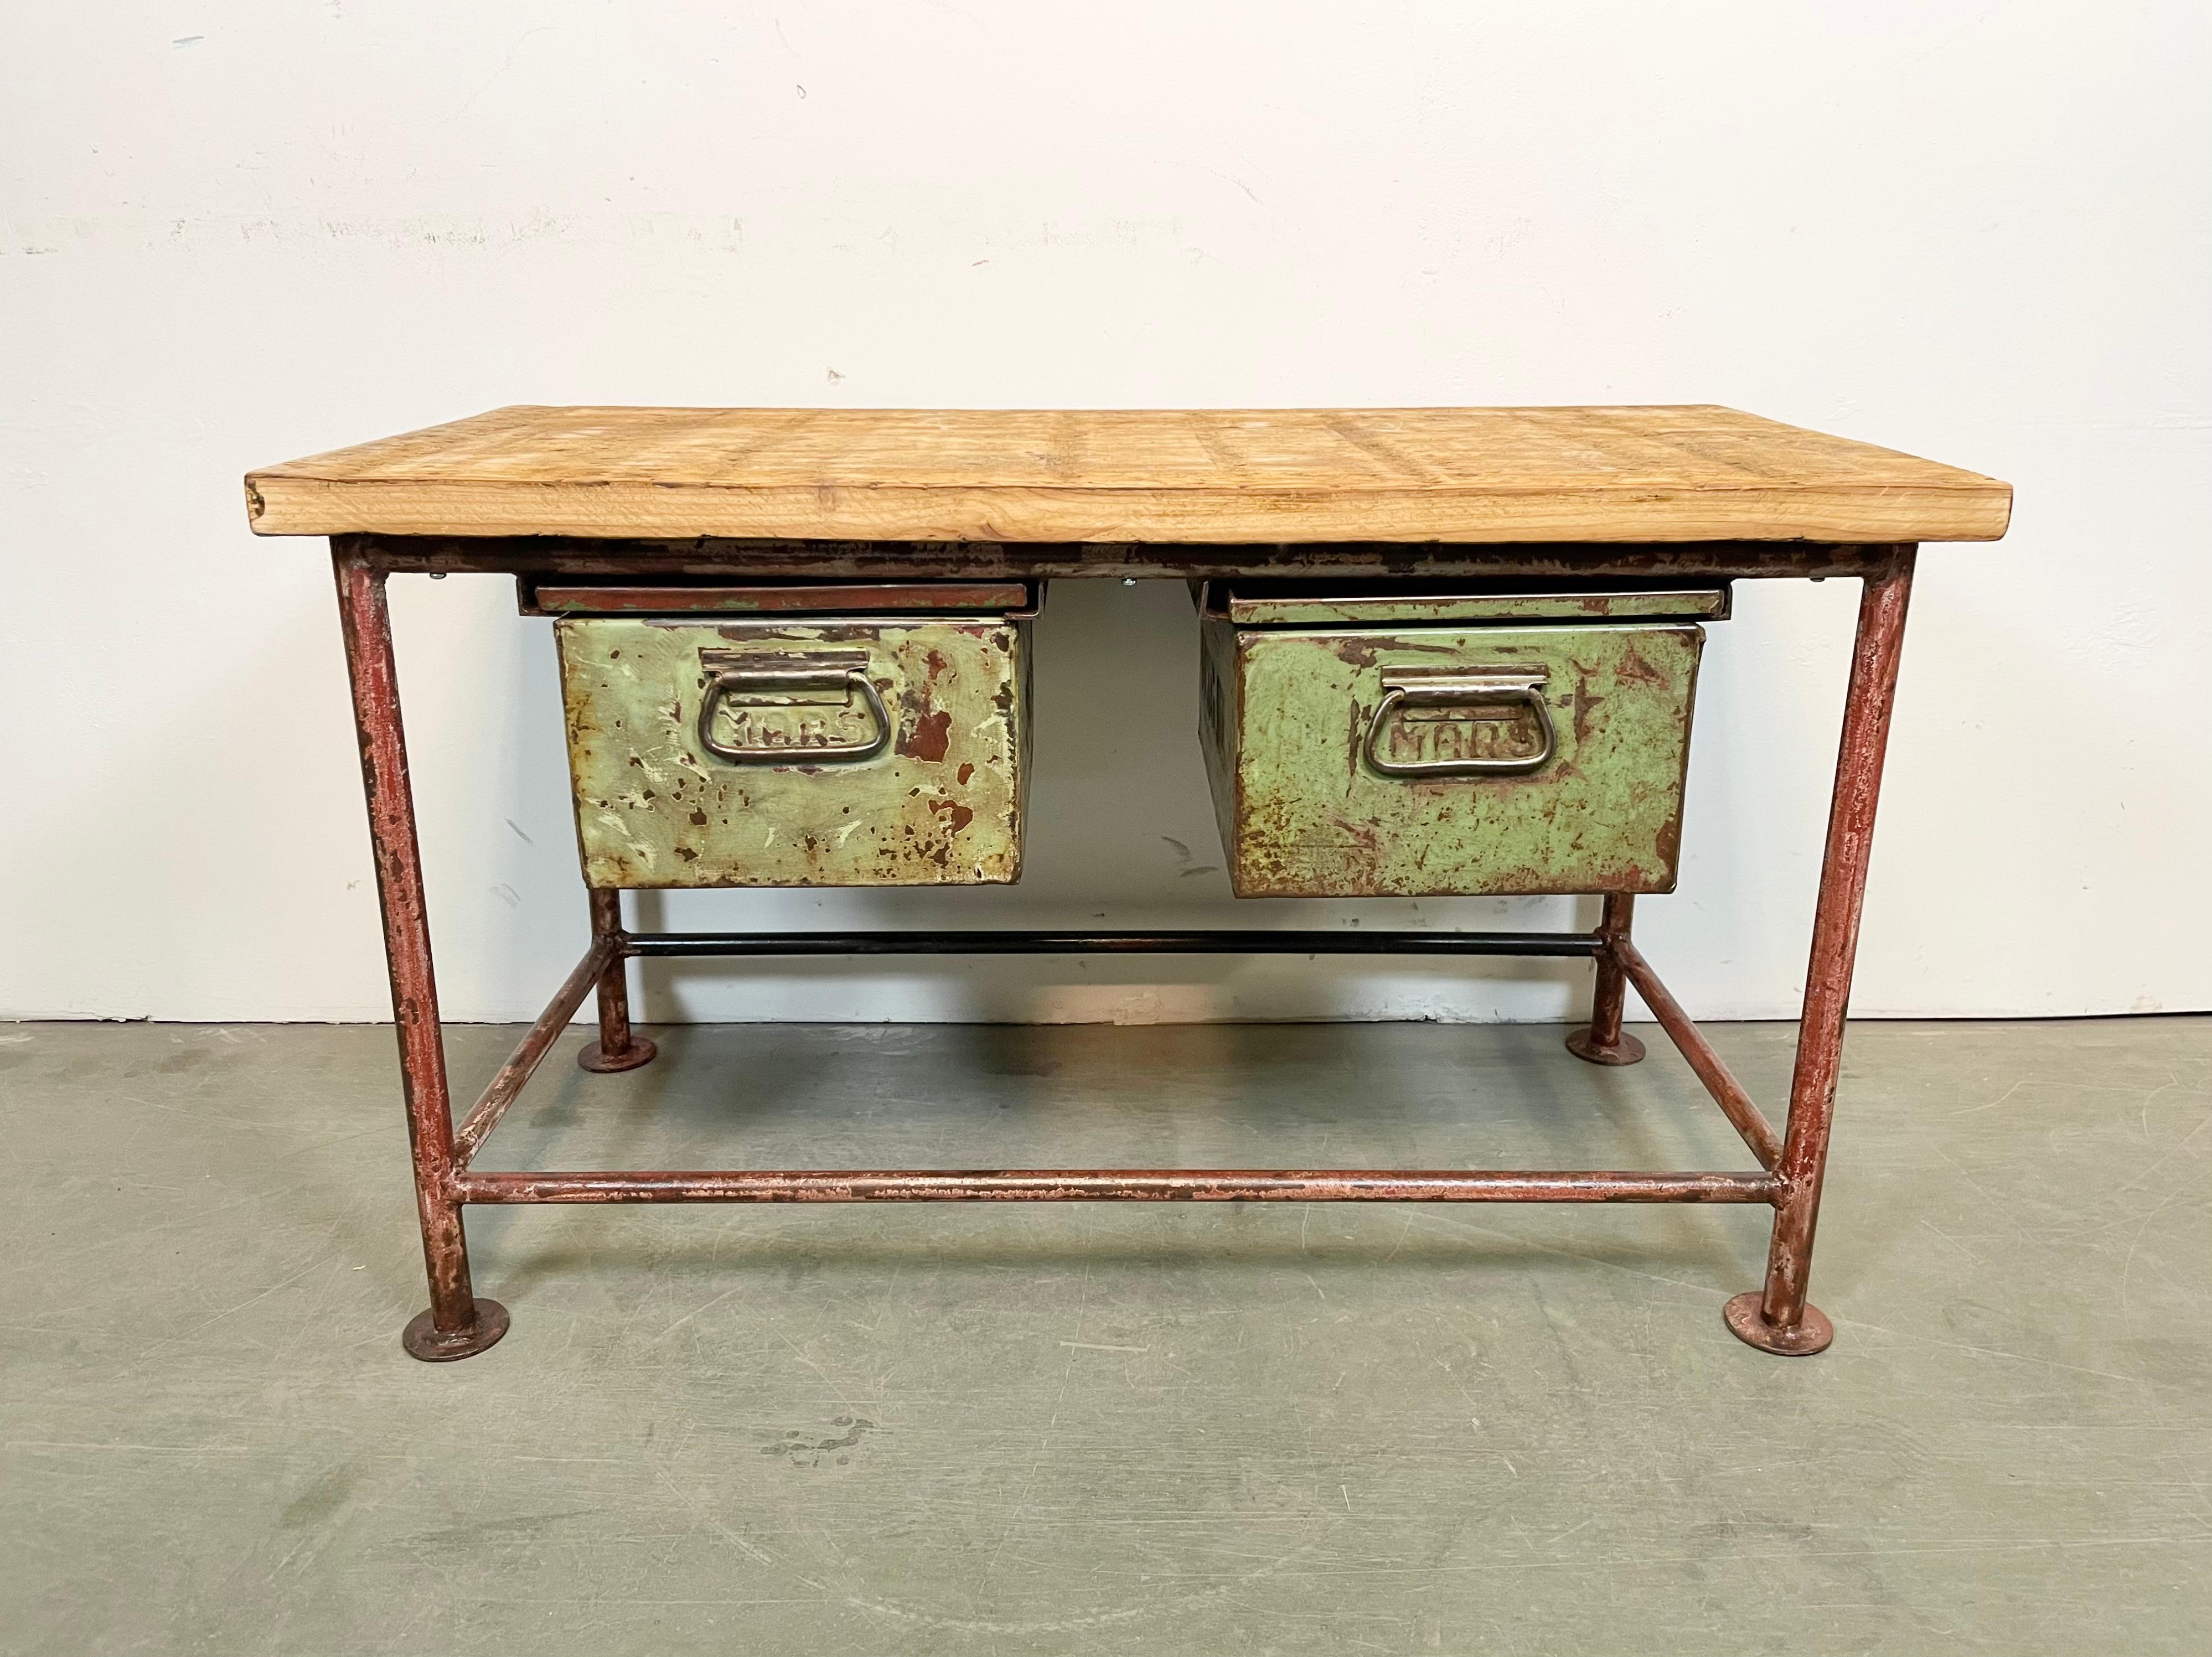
[{"left": 245, "top": 405, "right": 2011, "bottom": 545}]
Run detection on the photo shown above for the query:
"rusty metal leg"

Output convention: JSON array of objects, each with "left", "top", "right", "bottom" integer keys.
[
  {"left": 1566, "top": 894, "right": 1646, "bottom": 1065},
  {"left": 334, "top": 547, "right": 510, "bottom": 1362},
  {"left": 1726, "top": 548, "right": 1916, "bottom": 1357},
  {"left": 577, "top": 888, "right": 657, "bottom": 1072}
]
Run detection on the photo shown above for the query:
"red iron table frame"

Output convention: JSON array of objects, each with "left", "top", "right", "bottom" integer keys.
[{"left": 331, "top": 532, "right": 1914, "bottom": 1362}]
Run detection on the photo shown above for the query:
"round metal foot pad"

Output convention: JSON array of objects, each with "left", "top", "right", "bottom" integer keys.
[
  {"left": 578, "top": 1035, "right": 658, "bottom": 1073},
  {"left": 1565, "top": 1028, "right": 1646, "bottom": 1066},
  {"left": 402, "top": 1298, "right": 510, "bottom": 1362},
  {"left": 1723, "top": 1291, "right": 1834, "bottom": 1356}
]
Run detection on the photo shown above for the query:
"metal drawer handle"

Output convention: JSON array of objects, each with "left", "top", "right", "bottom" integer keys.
[
  {"left": 697, "top": 666, "right": 892, "bottom": 764},
  {"left": 1363, "top": 670, "right": 1557, "bottom": 778}
]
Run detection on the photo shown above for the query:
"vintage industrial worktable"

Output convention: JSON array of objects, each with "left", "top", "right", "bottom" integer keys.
[{"left": 245, "top": 406, "right": 2011, "bottom": 1362}]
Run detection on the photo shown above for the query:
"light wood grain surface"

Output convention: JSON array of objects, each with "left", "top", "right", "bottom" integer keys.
[{"left": 245, "top": 406, "right": 2011, "bottom": 544}]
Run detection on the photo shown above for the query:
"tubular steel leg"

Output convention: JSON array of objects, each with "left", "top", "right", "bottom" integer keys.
[
  {"left": 334, "top": 547, "right": 510, "bottom": 1362},
  {"left": 1565, "top": 894, "right": 1646, "bottom": 1065},
  {"left": 1725, "top": 548, "right": 1916, "bottom": 1356},
  {"left": 577, "top": 888, "right": 657, "bottom": 1073}
]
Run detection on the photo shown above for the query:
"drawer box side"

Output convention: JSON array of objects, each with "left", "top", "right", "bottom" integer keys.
[{"left": 557, "top": 617, "right": 1026, "bottom": 889}]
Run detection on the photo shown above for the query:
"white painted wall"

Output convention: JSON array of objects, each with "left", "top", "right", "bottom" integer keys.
[{"left": 3, "top": 3, "right": 2206, "bottom": 1025}]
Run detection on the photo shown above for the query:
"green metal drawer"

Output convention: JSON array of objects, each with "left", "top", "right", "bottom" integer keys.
[
  {"left": 1198, "top": 587, "right": 1714, "bottom": 898},
  {"left": 555, "top": 608, "right": 1029, "bottom": 889}
]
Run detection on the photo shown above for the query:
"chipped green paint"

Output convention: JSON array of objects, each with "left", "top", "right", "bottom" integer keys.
[
  {"left": 557, "top": 616, "right": 1027, "bottom": 888},
  {"left": 1201, "top": 617, "right": 1703, "bottom": 898}
]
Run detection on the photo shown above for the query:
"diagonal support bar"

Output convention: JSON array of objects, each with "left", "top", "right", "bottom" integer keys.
[
  {"left": 1615, "top": 938, "right": 1784, "bottom": 1169},
  {"left": 452, "top": 935, "right": 619, "bottom": 1167}
]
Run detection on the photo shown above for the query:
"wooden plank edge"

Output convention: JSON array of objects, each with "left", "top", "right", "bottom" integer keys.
[{"left": 245, "top": 477, "right": 2014, "bottom": 543}]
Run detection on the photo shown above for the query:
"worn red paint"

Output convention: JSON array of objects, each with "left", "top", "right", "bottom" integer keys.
[
  {"left": 331, "top": 534, "right": 1917, "bottom": 1365},
  {"left": 1738, "top": 549, "right": 1916, "bottom": 1355},
  {"left": 333, "top": 548, "right": 506, "bottom": 1360},
  {"left": 1564, "top": 893, "right": 1643, "bottom": 1067},
  {"left": 457, "top": 1168, "right": 1778, "bottom": 1204},
  {"left": 1613, "top": 936, "right": 1780, "bottom": 1167}
]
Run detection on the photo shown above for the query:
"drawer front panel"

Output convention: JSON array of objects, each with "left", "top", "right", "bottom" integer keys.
[
  {"left": 1203, "top": 620, "right": 1701, "bottom": 898},
  {"left": 558, "top": 617, "right": 1026, "bottom": 888}
]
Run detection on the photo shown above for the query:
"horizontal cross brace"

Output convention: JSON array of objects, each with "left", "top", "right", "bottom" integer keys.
[
  {"left": 456, "top": 1169, "right": 1779, "bottom": 1204},
  {"left": 619, "top": 929, "right": 1603, "bottom": 959}
]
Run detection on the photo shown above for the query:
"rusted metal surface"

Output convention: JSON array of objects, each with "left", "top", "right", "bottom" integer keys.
[
  {"left": 578, "top": 888, "right": 655, "bottom": 1072},
  {"left": 620, "top": 929, "right": 1604, "bottom": 957},
  {"left": 332, "top": 548, "right": 502, "bottom": 1357},
  {"left": 1203, "top": 617, "right": 1703, "bottom": 897},
  {"left": 1615, "top": 938, "right": 1782, "bottom": 1168},
  {"left": 526, "top": 580, "right": 1034, "bottom": 615},
  {"left": 1733, "top": 550, "right": 1917, "bottom": 1356},
  {"left": 456, "top": 1168, "right": 1780, "bottom": 1204},
  {"left": 401, "top": 1298, "right": 511, "bottom": 1363},
  {"left": 556, "top": 615, "right": 1028, "bottom": 888},
  {"left": 1565, "top": 894, "right": 1647, "bottom": 1065},
  {"left": 347, "top": 532, "right": 1910, "bottom": 583},
  {"left": 1723, "top": 1291, "right": 1833, "bottom": 1359},
  {"left": 322, "top": 534, "right": 1926, "bottom": 1362}
]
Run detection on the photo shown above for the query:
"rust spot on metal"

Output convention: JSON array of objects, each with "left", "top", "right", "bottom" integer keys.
[
  {"left": 899, "top": 708, "right": 953, "bottom": 761},
  {"left": 928, "top": 797, "right": 976, "bottom": 837},
  {"left": 1572, "top": 689, "right": 1598, "bottom": 747},
  {"left": 1615, "top": 644, "right": 1668, "bottom": 686},
  {"left": 957, "top": 762, "right": 975, "bottom": 784}
]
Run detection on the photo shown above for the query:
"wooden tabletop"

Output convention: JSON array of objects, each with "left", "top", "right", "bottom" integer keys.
[{"left": 245, "top": 405, "right": 2010, "bottom": 545}]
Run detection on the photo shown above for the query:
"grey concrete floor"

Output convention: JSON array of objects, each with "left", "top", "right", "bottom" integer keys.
[{"left": 1, "top": 1016, "right": 2208, "bottom": 1655}]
